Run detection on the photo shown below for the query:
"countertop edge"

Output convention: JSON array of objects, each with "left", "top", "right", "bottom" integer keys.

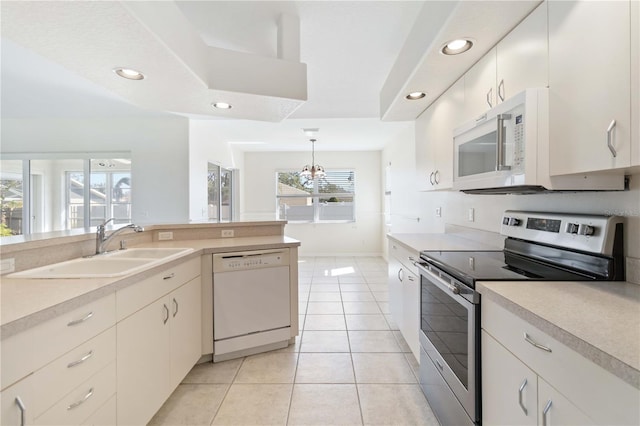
[
  {"left": 477, "top": 283, "right": 640, "bottom": 389},
  {"left": 1, "top": 239, "right": 300, "bottom": 338}
]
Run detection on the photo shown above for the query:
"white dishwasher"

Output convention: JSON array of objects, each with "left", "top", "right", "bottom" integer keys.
[{"left": 212, "top": 248, "right": 291, "bottom": 361}]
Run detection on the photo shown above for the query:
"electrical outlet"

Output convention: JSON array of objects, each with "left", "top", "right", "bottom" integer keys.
[
  {"left": 435, "top": 207, "right": 442, "bottom": 218},
  {"left": 158, "top": 231, "right": 173, "bottom": 241},
  {"left": 0, "top": 258, "right": 15, "bottom": 274},
  {"left": 468, "top": 208, "right": 475, "bottom": 222},
  {"left": 221, "top": 229, "right": 234, "bottom": 238}
]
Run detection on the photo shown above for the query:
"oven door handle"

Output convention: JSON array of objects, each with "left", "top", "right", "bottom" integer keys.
[{"left": 416, "top": 261, "right": 474, "bottom": 306}]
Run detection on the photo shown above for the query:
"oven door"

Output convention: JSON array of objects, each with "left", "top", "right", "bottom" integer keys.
[{"left": 417, "top": 263, "right": 480, "bottom": 424}]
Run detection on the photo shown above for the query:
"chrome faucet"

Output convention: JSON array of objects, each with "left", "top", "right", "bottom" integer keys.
[{"left": 96, "top": 218, "right": 144, "bottom": 255}]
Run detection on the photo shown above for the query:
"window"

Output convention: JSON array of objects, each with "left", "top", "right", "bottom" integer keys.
[
  {"left": 208, "top": 163, "right": 236, "bottom": 222},
  {"left": 276, "top": 170, "right": 355, "bottom": 223}
]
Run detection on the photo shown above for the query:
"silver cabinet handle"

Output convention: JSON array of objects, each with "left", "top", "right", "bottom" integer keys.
[
  {"left": 397, "top": 268, "right": 404, "bottom": 283},
  {"left": 407, "top": 275, "right": 415, "bottom": 282},
  {"left": 172, "top": 298, "right": 179, "bottom": 318},
  {"left": 606, "top": 119, "right": 617, "bottom": 157},
  {"left": 434, "top": 170, "right": 440, "bottom": 185},
  {"left": 15, "top": 396, "right": 26, "bottom": 426},
  {"left": 496, "top": 114, "right": 512, "bottom": 171},
  {"left": 498, "top": 79, "right": 505, "bottom": 101},
  {"left": 542, "top": 399, "right": 553, "bottom": 426},
  {"left": 524, "top": 332, "right": 552, "bottom": 352},
  {"left": 518, "top": 378, "right": 528, "bottom": 415},
  {"left": 163, "top": 272, "right": 175, "bottom": 280},
  {"left": 67, "top": 311, "right": 94, "bottom": 327},
  {"left": 163, "top": 304, "right": 169, "bottom": 325},
  {"left": 67, "top": 388, "right": 93, "bottom": 410},
  {"left": 67, "top": 350, "right": 94, "bottom": 368},
  {"left": 486, "top": 88, "right": 493, "bottom": 108},
  {"left": 429, "top": 172, "right": 435, "bottom": 186}
]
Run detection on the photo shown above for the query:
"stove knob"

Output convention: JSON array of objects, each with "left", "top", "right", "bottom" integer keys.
[
  {"left": 578, "top": 224, "right": 595, "bottom": 236},
  {"left": 565, "top": 223, "right": 579, "bottom": 234},
  {"left": 508, "top": 217, "right": 521, "bottom": 226}
]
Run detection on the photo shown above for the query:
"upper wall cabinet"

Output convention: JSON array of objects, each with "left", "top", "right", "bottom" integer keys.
[
  {"left": 416, "top": 78, "right": 465, "bottom": 191},
  {"left": 549, "top": 0, "right": 632, "bottom": 175},
  {"left": 463, "top": 3, "right": 548, "bottom": 123}
]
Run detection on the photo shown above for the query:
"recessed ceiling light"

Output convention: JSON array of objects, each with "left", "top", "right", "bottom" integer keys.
[
  {"left": 441, "top": 39, "right": 474, "bottom": 55},
  {"left": 113, "top": 67, "right": 145, "bottom": 80},
  {"left": 212, "top": 102, "right": 232, "bottom": 109},
  {"left": 405, "top": 92, "right": 426, "bottom": 100}
]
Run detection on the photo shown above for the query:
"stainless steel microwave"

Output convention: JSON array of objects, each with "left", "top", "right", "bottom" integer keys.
[{"left": 452, "top": 88, "right": 624, "bottom": 194}]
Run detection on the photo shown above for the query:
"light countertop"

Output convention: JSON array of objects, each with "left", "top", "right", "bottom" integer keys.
[
  {"left": 478, "top": 280, "right": 640, "bottom": 389},
  {"left": 1, "top": 236, "right": 300, "bottom": 338},
  {"left": 387, "top": 231, "right": 504, "bottom": 253}
]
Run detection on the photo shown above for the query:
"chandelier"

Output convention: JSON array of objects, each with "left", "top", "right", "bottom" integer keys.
[{"left": 300, "top": 138, "right": 325, "bottom": 180}]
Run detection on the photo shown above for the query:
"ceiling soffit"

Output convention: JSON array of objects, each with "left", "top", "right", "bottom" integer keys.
[{"left": 1, "top": 1, "right": 307, "bottom": 122}]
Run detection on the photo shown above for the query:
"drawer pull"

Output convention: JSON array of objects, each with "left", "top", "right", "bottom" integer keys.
[
  {"left": 67, "top": 350, "right": 94, "bottom": 368},
  {"left": 163, "top": 304, "right": 170, "bottom": 325},
  {"left": 518, "top": 378, "right": 528, "bottom": 415},
  {"left": 67, "top": 388, "right": 94, "bottom": 410},
  {"left": 163, "top": 273, "right": 175, "bottom": 280},
  {"left": 15, "top": 396, "right": 26, "bottom": 426},
  {"left": 67, "top": 311, "right": 94, "bottom": 327},
  {"left": 542, "top": 399, "right": 552, "bottom": 426},
  {"left": 173, "top": 297, "right": 179, "bottom": 318},
  {"left": 524, "top": 332, "right": 552, "bottom": 352}
]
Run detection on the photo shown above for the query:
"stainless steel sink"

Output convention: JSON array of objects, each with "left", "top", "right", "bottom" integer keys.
[{"left": 8, "top": 247, "right": 193, "bottom": 278}]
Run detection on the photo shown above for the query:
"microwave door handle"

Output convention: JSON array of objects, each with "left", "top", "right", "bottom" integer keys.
[{"left": 496, "top": 114, "right": 512, "bottom": 171}]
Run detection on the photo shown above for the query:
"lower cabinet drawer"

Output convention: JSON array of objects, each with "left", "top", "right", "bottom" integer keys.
[
  {"left": 34, "top": 361, "right": 116, "bottom": 426},
  {"left": 81, "top": 394, "right": 116, "bottom": 426},
  {"left": 31, "top": 327, "right": 116, "bottom": 418}
]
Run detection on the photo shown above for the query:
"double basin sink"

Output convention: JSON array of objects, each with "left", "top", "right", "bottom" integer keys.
[{"left": 9, "top": 248, "right": 193, "bottom": 279}]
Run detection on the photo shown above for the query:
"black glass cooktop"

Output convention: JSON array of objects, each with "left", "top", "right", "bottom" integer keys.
[{"left": 420, "top": 250, "right": 598, "bottom": 288}]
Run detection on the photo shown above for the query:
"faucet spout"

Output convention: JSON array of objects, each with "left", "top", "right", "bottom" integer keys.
[{"left": 96, "top": 219, "right": 144, "bottom": 255}]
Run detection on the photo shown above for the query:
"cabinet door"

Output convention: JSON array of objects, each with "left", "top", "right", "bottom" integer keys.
[
  {"left": 170, "top": 277, "right": 202, "bottom": 387},
  {"left": 431, "top": 78, "right": 464, "bottom": 190},
  {"left": 538, "top": 378, "right": 595, "bottom": 426},
  {"left": 415, "top": 105, "right": 436, "bottom": 191},
  {"left": 496, "top": 2, "right": 548, "bottom": 103},
  {"left": 401, "top": 268, "right": 420, "bottom": 362},
  {"left": 481, "top": 331, "right": 537, "bottom": 426},
  {"left": 387, "top": 247, "right": 404, "bottom": 332},
  {"left": 463, "top": 48, "right": 497, "bottom": 121},
  {"left": 1, "top": 377, "right": 33, "bottom": 426},
  {"left": 116, "top": 296, "right": 171, "bottom": 425},
  {"left": 549, "top": 0, "right": 631, "bottom": 175}
]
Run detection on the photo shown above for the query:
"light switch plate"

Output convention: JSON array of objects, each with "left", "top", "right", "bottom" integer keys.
[
  {"left": 435, "top": 207, "right": 442, "bottom": 217},
  {"left": 158, "top": 231, "right": 173, "bottom": 241},
  {"left": 468, "top": 208, "right": 475, "bottom": 222},
  {"left": 1, "top": 258, "right": 15, "bottom": 274}
]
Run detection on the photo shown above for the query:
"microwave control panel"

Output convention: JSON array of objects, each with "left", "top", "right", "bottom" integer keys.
[{"left": 512, "top": 113, "right": 525, "bottom": 173}]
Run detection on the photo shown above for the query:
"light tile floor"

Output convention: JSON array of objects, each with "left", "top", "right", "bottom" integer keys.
[{"left": 150, "top": 256, "right": 439, "bottom": 426}]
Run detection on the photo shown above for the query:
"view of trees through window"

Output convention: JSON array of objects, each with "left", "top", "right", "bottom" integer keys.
[{"left": 276, "top": 170, "right": 355, "bottom": 222}]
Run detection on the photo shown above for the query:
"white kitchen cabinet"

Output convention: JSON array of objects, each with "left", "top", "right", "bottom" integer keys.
[
  {"left": 170, "top": 277, "right": 202, "bottom": 386},
  {"left": 496, "top": 2, "right": 548, "bottom": 104},
  {"left": 548, "top": 0, "right": 632, "bottom": 175},
  {"left": 464, "top": 48, "right": 497, "bottom": 121},
  {"left": 1, "top": 377, "right": 33, "bottom": 426},
  {"left": 116, "top": 274, "right": 202, "bottom": 425},
  {"left": 387, "top": 239, "right": 420, "bottom": 361},
  {"left": 482, "top": 330, "right": 537, "bottom": 426},
  {"left": 482, "top": 298, "right": 639, "bottom": 425},
  {"left": 415, "top": 78, "right": 464, "bottom": 191}
]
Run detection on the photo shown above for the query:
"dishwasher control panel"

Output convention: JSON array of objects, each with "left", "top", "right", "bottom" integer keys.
[{"left": 213, "top": 249, "right": 289, "bottom": 272}]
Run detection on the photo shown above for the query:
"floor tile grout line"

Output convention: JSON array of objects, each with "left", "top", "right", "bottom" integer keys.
[{"left": 209, "top": 356, "right": 246, "bottom": 426}]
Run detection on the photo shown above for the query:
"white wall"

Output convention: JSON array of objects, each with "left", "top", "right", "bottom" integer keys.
[
  {"left": 243, "top": 150, "right": 382, "bottom": 256},
  {"left": 1, "top": 117, "right": 191, "bottom": 224},
  {"left": 187, "top": 120, "right": 243, "bottom": 221}
]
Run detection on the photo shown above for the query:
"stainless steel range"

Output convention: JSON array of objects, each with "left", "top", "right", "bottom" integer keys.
[{"left": 416, "top": 211, "right": 625, "bottom": 426}]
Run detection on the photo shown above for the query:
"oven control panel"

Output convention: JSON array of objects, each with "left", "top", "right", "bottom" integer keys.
[{"left": 500, "top": 210, "right": 623, "bottom": 255}]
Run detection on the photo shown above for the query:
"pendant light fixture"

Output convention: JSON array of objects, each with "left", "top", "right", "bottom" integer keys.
[{"left": 300, "top": 138, "right": 325, "bottom": 180}]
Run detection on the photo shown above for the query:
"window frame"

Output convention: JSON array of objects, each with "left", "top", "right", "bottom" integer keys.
[{"left": 276, "top": 169, "right": 356, "bottom": 223}]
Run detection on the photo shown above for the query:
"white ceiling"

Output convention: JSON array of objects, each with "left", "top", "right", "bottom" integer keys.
[{"left": 0, "top": 1, "right": 537, "bottom": 152}]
